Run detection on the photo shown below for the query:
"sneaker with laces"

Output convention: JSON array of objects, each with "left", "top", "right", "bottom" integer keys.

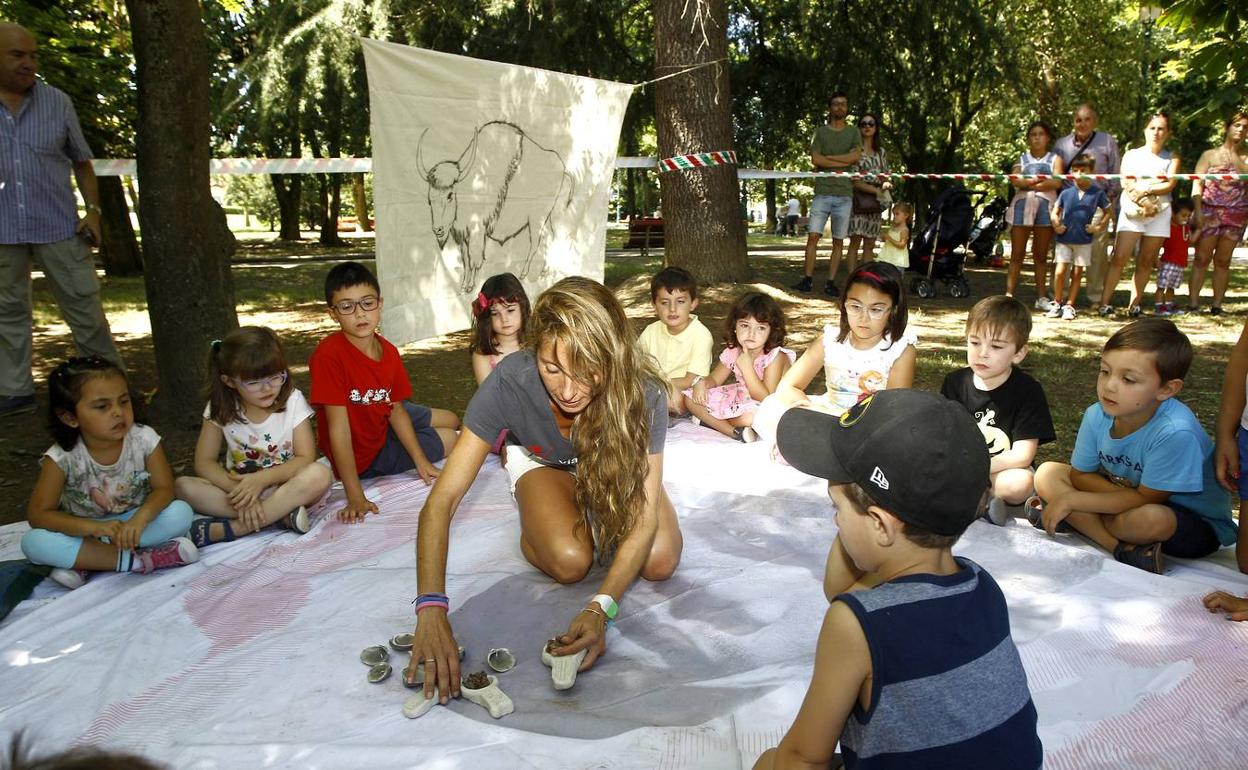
[
  {"left": 1154, "top": 303, "right": 1167, "bottom": 316},
  {"left": 49, "top": 568, "right": 90, "bottom": 590},
  {"left": 1127, "top": 305, "right": 1142, "bottom": 318},
  {"left": 823, "top": 280, "right": 840, "bottom": 298},
  {"left": 790, "top": 275, "right": 813, "bottom": 293},
  {"left": 1045, "top": 302, "right": 1062, "bottom": 318},
  {"left": 1097, "top": 305, "right": 1114, "bottom": 317},
  {"left": 1034, "top": 296, "right": 1057, "bottom": 312},
  {"left": 1113, "top": 541, "right": 1164, "bottom": 574},
  {"left": 1061, "top": 304, "right": 1076, "bottom": 321},
  {"left": 131, "top": 537, "right": 199, "bottom": 575}
]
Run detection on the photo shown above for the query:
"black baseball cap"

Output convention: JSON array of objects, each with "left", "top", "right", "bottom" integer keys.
[{"left": 776, "top": 389, "right": 990, "bottom": 536}]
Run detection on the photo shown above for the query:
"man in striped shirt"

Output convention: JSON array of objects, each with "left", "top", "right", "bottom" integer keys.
[
  {"left": 759, "top": 389, "right": 1042, "bottom": 770},
  {"left": 0, "top": 23, "right": 120, "bottom": 418}
]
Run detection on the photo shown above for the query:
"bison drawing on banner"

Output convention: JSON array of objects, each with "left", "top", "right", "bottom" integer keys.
[{"left": 416, "top": 121, "right": 573, "bottom": 294}]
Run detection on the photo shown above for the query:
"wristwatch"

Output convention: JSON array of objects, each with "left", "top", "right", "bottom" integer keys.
[{"left": 590, "top": 594, "right": 618, "bottom": 621}]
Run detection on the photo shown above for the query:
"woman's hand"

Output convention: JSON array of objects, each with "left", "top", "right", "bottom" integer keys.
[
  {"left": 550, "top": 607, "right": 608, "bottom": 672},
  {"left": 409, "top": 610, "right": 461, "bottom": 703}
]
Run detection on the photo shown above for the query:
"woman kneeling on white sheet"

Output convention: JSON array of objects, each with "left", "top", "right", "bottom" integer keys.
[{"left": 407, "top": 276, "right": 682, "bottom": 703}]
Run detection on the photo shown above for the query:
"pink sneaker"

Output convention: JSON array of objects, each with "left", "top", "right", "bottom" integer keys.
[{"left": 131, "top": 537, "right": 199, "bottom": 574}]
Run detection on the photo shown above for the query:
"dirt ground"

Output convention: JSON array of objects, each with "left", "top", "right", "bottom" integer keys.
[{"left": 2, "top": 247, "right": 1241, "bottom": 525}]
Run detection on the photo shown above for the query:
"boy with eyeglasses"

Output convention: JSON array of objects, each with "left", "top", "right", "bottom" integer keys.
[{"left": 309, "top": 261, "right": 460, "bottom": 522}]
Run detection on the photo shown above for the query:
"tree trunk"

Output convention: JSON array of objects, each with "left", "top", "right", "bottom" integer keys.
[
  {"left": 125, "top": 0, "right": 238, "bottom": 423},
  {"left": 654, "top": 0, "right": 749, "bottom": 283},
  {"left": 352, "top": 173, "right": 372, "bottom": 231},
  {"left": 97, "top": 174, "right": 143, "bottom": 276},
  {"left": 318, "top": 174, "right": 344, "bottom": 246},
  {"left": 271, "top": 174, "right": 302, "bottom": 240},
  {"left": 764, "top": 178, "right": 777, "bottom": 233}
]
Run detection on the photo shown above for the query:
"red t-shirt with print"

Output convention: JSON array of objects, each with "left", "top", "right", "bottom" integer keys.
[{"left": 309, "top": 331, "right": 412, "bottom": 475}]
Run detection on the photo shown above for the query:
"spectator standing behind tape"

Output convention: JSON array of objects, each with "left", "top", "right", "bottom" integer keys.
[
  {"left": 1098, "top": 111, "right": 1181, "bottom": 318},
  {"left": 0, "top": 23, "right": 122, "bottom": 420},
  {"left": 1053, "top": 103, "right": 1121, "bottom": 301},
  {"left": 1188, "top": 111, "right": 1248, "bottom": 315},
  {"left": 782, "top": 195, "right": 801, "bottom": 236},
  {"left": 846, "top": 112, "right": 891, "bottom": 272},
  {"left": 1005, "top": 120, "right": 1065, "bottom": 313}
]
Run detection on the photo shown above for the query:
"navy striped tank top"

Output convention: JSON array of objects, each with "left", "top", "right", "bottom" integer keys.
[{"left": 835, "top": 557, "right": 1042, "bottom": 770}]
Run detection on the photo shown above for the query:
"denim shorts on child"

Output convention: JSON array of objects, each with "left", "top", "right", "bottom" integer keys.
[
  {"left": 359, "top": 402, "right": 445, "bottom": 478},
  {"left": 1156, "top": 261, "right": 1184, "bottom": 291},
  {"left": 808, "top": 194, "right": 852, "bottom": 239},
  {"left": 1054, "top": 242, "right": 1091, "bottom": 267}
]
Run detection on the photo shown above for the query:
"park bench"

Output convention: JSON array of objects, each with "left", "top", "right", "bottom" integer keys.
[{"left": 625, "top": 217, "right": 664, "bottom": 255}]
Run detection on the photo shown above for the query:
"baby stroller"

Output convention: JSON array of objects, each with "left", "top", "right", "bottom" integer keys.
[
  {"left": 967, "top": 195, "right": 1007, "bottom": 265},
  {"left": 908, "top": 183, "right": 974, "bottom": 298}
]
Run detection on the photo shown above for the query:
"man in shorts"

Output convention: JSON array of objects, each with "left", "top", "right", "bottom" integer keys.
[{"left": 792, "top": 92, "right": 862, "bottom": 298}]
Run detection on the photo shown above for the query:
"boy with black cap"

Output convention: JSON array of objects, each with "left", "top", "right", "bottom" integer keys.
[{"left": 754, "top": 389, "right": 1042, "bottom": 770}]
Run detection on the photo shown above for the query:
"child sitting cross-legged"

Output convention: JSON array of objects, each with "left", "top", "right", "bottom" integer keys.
[
  {"left": 941, "top": 296, "right": 1055, "bottom": 525},
  {"left": 683, "top": 291, "right": 795, "bottom": 443},
  {"left": 175, "top": 326, "right": 333, "bottom": 546},
  {"left": 310, "top": 261, "right": 461, "bottom": 522},
  {"left": 1034, "top": 318, "right": 1238, "bottom": 574},
  {"left": 755, "top": 389, "right": 1042, "bottom": 770}
]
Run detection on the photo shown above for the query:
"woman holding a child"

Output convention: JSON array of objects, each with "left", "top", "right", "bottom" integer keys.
[
  {"left": 1099, "top": 111, "right": 1181, "bottom": 317},
  {"left": 1188, "top": 111, "right": 1248, "bottom": 315},
  {"left": 407, "top": 276, "right": 682, "bottom": 703}
]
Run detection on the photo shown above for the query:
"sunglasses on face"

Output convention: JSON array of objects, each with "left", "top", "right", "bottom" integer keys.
[{"left": 860, "top": 120, "right": 877, "bottom": 127}]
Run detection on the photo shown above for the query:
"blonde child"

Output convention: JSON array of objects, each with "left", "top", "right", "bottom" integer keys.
[
  {"left": 22, "top": 357, "right": 198, "bottom": 590},
  {"left": 875, "top": 202, "right": 911, "bottom": 269},
  {"left": 470, "top": 272, "right": 531, "bottom": 385},
  {"left": 175, "top": 327, "right": 332, "bottom": 546},
  {"left": 684, "top": 292, "right": 795, "bottom": 442},
  {"left": 773, "top": 261, "right": 917, "bottom": 417}
]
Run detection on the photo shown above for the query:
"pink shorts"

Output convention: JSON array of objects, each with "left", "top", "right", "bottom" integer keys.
[{"left": 1200, "top": 204, "right": 1248, "bottom": 242}]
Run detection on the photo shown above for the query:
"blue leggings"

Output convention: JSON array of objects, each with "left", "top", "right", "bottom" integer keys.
[{"left": 21, "top": 500, "right": 194, "bottom": 569}]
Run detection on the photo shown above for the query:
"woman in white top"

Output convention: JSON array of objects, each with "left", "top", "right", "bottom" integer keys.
[{"left": 1099, "top": 112, "right": 1181, "bottom": 317}]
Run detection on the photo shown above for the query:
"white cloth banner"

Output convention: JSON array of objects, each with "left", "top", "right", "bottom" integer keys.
[{"left": 361, "top": 39, "right": 634, "bottom": 345}]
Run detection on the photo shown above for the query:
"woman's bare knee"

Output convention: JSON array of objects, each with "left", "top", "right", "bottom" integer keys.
[
  {"left": 640, "top": 545, "right": 680, "bottom": 582},
  {"left": 530, "top": 541, "right": 593, "bottom": 584}
]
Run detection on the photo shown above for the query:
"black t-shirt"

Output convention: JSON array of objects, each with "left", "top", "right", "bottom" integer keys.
[
  {"left": 464, "top": 350, "right": 668, "bottom": 468},
  {"left": 940, "top": 367, "right": 1055, "bottom": 458}
]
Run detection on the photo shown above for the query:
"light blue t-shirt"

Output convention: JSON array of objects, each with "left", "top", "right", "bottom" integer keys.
[{"left": 1071, "top": 399, "right": 1236, "bottom": 546}]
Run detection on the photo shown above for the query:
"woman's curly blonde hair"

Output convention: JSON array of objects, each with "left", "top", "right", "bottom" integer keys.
[{"left": 526, "top": 276, "right": 665, "bottom": 561}]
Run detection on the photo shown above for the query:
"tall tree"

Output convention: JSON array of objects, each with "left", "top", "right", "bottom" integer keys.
[
  {"left": 654, "top": 0, "right": 749, "bottom": 282},
  {"left": 125, "top": 0, "right": 238, "bottom": 420}
]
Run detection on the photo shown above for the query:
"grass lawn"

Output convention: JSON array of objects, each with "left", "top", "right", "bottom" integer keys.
[{"left": 4, "top": 237, "right": 1244, "bottom": 525}]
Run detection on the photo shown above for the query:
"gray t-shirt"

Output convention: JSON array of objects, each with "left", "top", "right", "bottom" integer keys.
[{"left": 464, "top": 350, "right": 668, "bottom": 468}]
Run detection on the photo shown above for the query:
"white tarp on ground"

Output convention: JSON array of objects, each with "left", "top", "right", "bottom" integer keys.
[
  {"left": 362, "top": 39, "right": 633, "bottom": 345},
  {"left": 2, "top": 422, "right": 1246, "bottom": 769}
]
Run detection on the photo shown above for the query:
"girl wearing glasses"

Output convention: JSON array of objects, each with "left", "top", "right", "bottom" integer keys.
[
  {"left": 176, "top": 326, "right": 332, "bottom": 547},
  {"left": 772, "top": 261, "right": 916, "bottom": 418}
]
